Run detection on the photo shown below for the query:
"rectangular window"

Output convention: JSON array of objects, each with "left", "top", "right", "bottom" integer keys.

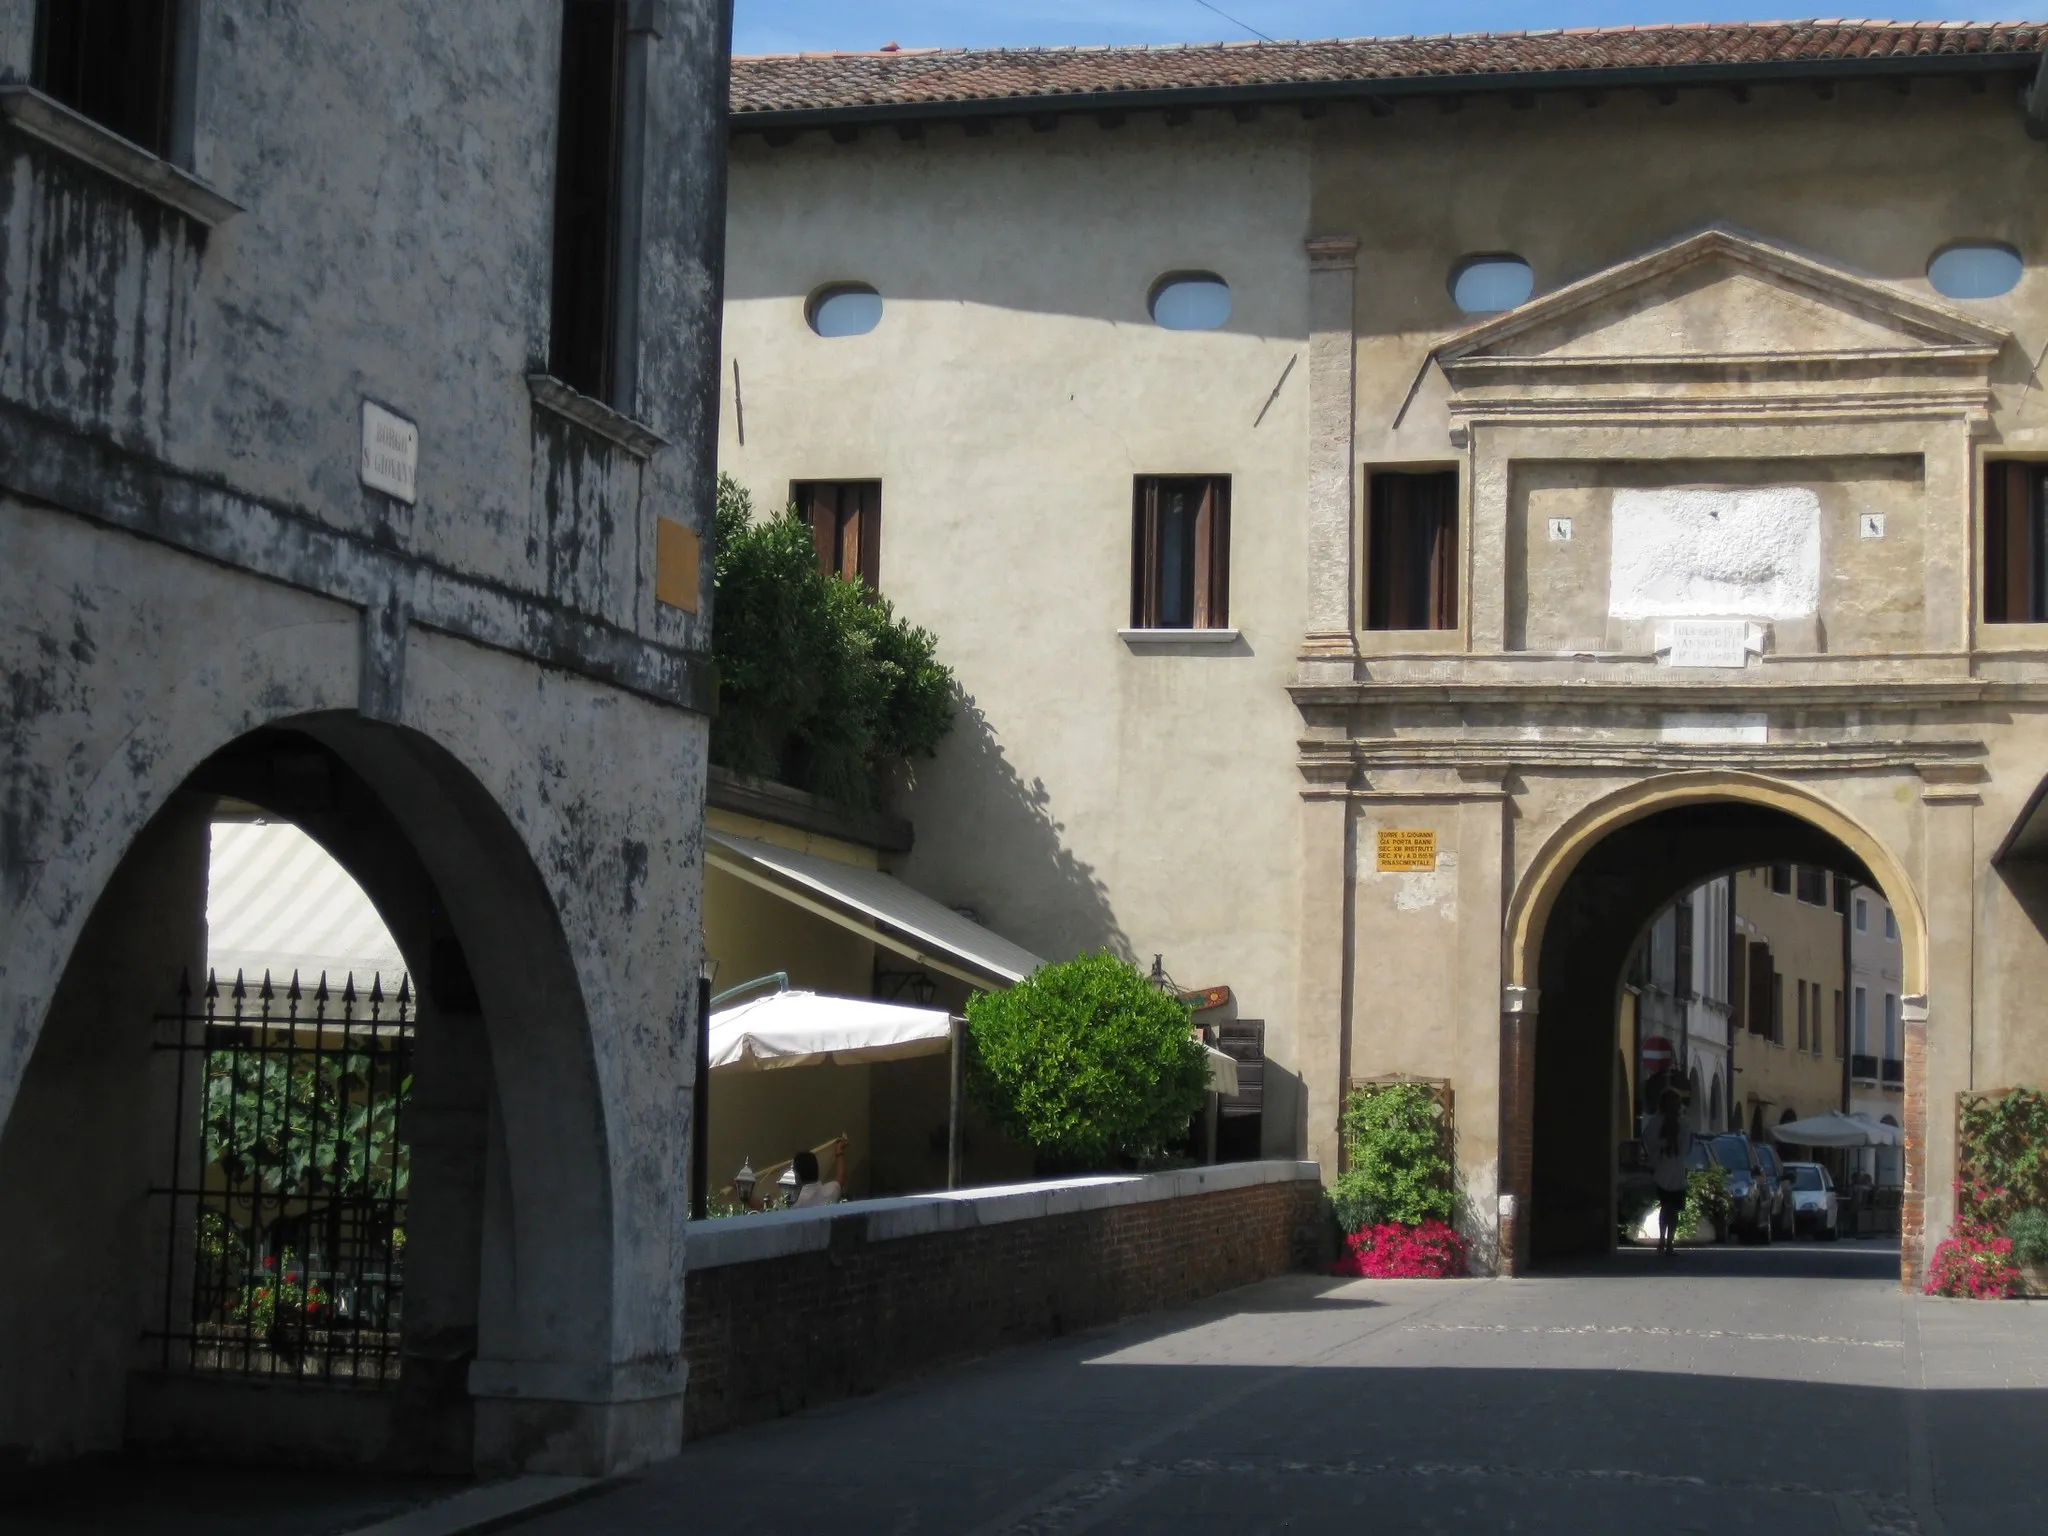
[
  {"left": 1855, "top": 897, "right": 1868, "bottom": 933},
  {"left": 1366, "top": 469, "right": 1458, "bottom": 630},
  {"left": 795, "top": 481, "right": 882, "bottom": 587},
  {"left": 1796, "top": 979, "right": 1808, "bottom": 1051},
  {"left": 1131, "top": 476, "right": 1230, "bottom": 630},
  {"left": 32, "top": 0, "right": 178, "bottom": 157},
  {"left": 550, "top": 0, "right": 628, "bottom": 403},
  {"left": 1770, "top": 973, "right": 1784, "bottom": 1047},
  {"left": 1812, "top": 983, "right": 1824, "bottom": 1057},
  {"left": 1884, "top": 907, "right": 1896, "bottom": 941},
  {"left": 1768, "top": 864, "right": 1792, "bottom": 896},
  {"left": 1883, "top": 993, "right": 1900, "bottom": 1061},
  {"left": 1853, "top": 986, "right": 1868, "bottom": 1055},
  {"left": 1746, "top": 941, "right": 1771, "bottom": 1038},
  {"left": 1984, "top": 461, "right": 2048, "bottom": 623},
  {"left": 1833, "top": 874, "right": 1852, "bottom": 915},
  {"left": 1833, "top": 989, "right": 1845, "bottom": 1059},
  {"left": 1795, "top": 865, "right": 1828, "bottom": 906}
]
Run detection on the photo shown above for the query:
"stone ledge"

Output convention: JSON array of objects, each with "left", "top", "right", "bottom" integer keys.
[
  {"left": 707, "top": 766, "right": 913, "bottom": 853},
  {"left": 683, "top": 1158, "right": 1321, "bottom": 1271},
  {"left": 0, "top": 86, "right": 241, "bottom": 227},
  {"left": 527, "top": 374, "right": 669, "bottom": 460}
]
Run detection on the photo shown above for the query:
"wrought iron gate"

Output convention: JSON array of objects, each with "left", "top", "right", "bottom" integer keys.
[{"left": 146, "top": 968, "right": 413, "bottom": 1385}]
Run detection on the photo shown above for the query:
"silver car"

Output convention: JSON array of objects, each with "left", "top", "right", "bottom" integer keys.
[{"left": 1785, "top": 1161, "right": 1840, "bottom": 1240}]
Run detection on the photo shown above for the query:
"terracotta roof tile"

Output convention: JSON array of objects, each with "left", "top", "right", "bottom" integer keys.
[{"left": 732, "top": 20, "right": 2047, "bottom": 117}]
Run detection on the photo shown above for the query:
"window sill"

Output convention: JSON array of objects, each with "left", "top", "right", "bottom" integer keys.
[
  {"left": 1119, "top": 627, "right": 1242, "bottom": 648},
  {"left": 0, "top": 86, "right": 240, "bottom": 228},
  {"left": 527, "top": 373, "right": 669, "bottom": 460}
]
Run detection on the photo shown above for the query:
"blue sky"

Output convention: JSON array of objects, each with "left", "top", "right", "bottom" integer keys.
[{"left": 732, "top": 2, "right": 2040, "bottom": 55}]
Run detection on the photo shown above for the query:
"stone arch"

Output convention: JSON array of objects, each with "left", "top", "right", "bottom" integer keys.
[
  {"left": 0, "top": 617, "right": 663, "bottom": 1472},
  {"left": 1504, "top": 770, "right": 1925, "bottom": 996},
  {"left": 1498, "top": 770, "right": 1923, "bottom": 1275}
]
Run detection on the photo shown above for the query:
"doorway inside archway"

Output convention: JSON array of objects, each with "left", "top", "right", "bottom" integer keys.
[{"left": 1530, "top": 799, "right": 1913, "bottom": 1274}]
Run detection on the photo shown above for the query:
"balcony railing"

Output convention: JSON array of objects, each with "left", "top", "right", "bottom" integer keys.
[
  {"left": 1881, "top": 1057, "right": 1904, "bottom": 1087},
  {"left": 1851, "top": 1053, "right": 1879, "bottom": 1083}
]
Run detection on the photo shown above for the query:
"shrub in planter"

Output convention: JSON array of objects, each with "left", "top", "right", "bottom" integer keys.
[
  {"left": 1925, "top": 1221, "right": 2020, "bottom": 1300},
  {"left": 1678, "top": 1165, "right": 1732, "bottom": 1242},
  {"left": 966, "top": 952, "right": 1210, "bottom": 1170},
  {"left": 1335, "top": 1219, "right": 1470, "bottom": 1279},
  {"left": 1334, "top": 1081, "right": 1456, "bottom": 1230}
]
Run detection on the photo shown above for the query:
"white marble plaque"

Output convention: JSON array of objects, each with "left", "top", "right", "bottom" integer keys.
[
  {"left": 1609, "top": 486, "right": 1820, "bottom": 621},
  {"left": 1662, "top": 618, "right": 1751, "bottom": 668},
  {"left": 360, "top": 401, "right": 418, "bottom": 504},
  {"left": 1660, "top": 712, "right": 1769, "bottom": 744},
  {"left": 1860, "top": 513, "right": 1885, "bottom": 539}
]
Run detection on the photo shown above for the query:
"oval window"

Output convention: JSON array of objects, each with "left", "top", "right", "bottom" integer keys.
[
  {"left": 1149, "top": 273, "right": 1231, "bottom": 331},
  {"left": 1450, "top": 255, "right": 1534, "bottom": 315},
  {"left": 1927, "top": 242, "right": 2021, "bottom": 301},
  {"left": 808, "top": 284, "right": 883, "bottom": 337}
]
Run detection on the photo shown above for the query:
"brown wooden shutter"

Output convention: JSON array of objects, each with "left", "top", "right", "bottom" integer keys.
[
  {"left": 1988, "top": 461, "right": 2036, "bottom": 623},
  {"left": 1208, "top": 477, "right": 1231, "bottom": 629},
  {"left": 1427, "top": 472, "right": 1459, "bottom": 630},
  {"left": 1728, "top": 935, "right": 1748, "bottom": 1034},
  {"left": 1132, "top": 478, "right": 1160, "bottom": 628},
  {"left": 856, "top": 483, "right": 882, "bottom": 588},
  {"left": 800, "top": 484, "right": 836, "bottom": 573},
  {"left": 1190, "top": 480, "right": 1216, "bottom": 629},
  {"left": 1747, "top": 941, "right": 1773, "bottom": 1038}
]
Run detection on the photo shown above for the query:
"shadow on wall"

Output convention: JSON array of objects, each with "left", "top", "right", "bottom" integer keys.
[{"left": 898, "top": 690, "right": 1129, "bottom": 966}]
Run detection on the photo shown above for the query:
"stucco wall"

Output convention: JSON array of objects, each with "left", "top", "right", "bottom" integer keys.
[
  {"left": 720, "top": 115, "right": 1313, "bottom": 1131},
  {"left": 1, "top": 0, "right": 730, "bottom": 1475}
]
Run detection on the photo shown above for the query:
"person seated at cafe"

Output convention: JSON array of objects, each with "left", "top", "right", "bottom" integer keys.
[{"left": 792, "top": 1136, "right": 849, "bottom": 1207}]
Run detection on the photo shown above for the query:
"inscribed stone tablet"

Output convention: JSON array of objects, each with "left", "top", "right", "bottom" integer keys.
[{"left": 1377, "top": 830, "right": 1437, "bottom": 873}]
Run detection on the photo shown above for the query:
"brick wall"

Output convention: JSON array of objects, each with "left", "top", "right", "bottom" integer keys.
[{"left": 683, "top": 1166, "right": 1326, "bottom": 1439}]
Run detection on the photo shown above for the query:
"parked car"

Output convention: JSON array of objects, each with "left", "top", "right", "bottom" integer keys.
[
  {"left": 1707, "top": 1132, "right": 1774, "bottom": 1244},
  {"left": 1754, "top": 1141, "right": 1796, "bottom": 1240},
  {"left": 1785, "top": 1161, "right": 1840, "bottom": 1239}
]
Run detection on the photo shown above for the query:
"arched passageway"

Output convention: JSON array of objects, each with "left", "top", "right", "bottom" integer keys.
[
  {"left": 1507, "top": 779, "right": 1923, "bottom": 1279},
  {"left": 0, "top": 715, "right": 653, "bottom": 1473}
]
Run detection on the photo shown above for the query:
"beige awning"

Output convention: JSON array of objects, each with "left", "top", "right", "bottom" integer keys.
[{"left": 705, "top": 830, "right": 1044, "bottom": 989}]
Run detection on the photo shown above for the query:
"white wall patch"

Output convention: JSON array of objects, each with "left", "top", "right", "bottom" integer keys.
[
  {"left": 1608, "top": 486, "right": 1820, "bottom": 620},
  {"left": 1860, "top": 513, "right": 1886, "bottom": 539},
  {"left": 1547, "top": 517, "right": 1573, "bottom": 541}
]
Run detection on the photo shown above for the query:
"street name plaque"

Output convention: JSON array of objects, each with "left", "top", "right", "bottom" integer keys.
[{"left": 360, "top": 400, "right": 419, "bottom": 504}]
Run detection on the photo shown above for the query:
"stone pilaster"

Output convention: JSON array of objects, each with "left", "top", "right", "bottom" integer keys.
[
  {"left": 1498, "top": 985, "right": 1539, "bottom": 1277},
  {"left": 1301, "top": 235, "right": 1359, "bottom": 674}
]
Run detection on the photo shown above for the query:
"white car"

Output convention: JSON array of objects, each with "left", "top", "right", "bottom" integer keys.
[{"left": 1785, "top": 1161, "right": 1839, "bottom": 1240}]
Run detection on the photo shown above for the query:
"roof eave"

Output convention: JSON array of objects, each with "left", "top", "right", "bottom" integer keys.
[{"left": 731, "top": 49, "right": 2042, "bottom": 133}]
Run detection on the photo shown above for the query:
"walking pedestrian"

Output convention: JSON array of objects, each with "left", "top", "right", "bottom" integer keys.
[{"left": 1650, "top": 1088, "right": 1689, "bottom": 1259}]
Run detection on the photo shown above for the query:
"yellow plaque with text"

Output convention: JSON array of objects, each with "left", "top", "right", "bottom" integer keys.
[{"left": 1376, "top": 829, "right": 1437, "bottom": 873}]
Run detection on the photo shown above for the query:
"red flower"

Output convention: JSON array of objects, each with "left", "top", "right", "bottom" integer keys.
[{"left": 1334, "top": 1219, "right": 1471, "bottom": 1279}]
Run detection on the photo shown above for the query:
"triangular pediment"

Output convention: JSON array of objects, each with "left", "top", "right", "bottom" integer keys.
[{"left": 1438, "top": 228, "right": 2007, "bottom": 370}]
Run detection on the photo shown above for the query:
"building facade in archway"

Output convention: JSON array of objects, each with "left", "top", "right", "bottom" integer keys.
[
  {"left": 725, "top": 23, "right": 2048, "bottom": 1287},
  {"left": 1, "top": 1, "right": 730, "bottom": 1475}
]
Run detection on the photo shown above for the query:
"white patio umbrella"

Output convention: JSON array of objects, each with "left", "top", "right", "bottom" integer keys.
[
  {"left": 708, "top": 989, "right": 955, "bottom": 1071},
  {"left": 1768, "top": 1110, "right": 1902, "bottom": 1148}
]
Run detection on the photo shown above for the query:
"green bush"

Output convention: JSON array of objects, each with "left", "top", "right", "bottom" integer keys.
[
  {"left": 1333, "top": 1082, "right": 1456, "bottom": 1231},
  {"left": 1679, "top": 1165, "right": 1732, "bottom": 1241},
  {"left": 2007, "top": 1206, "right": 2048, "bottom": 1266},
  {"left": 1959, "top": 1087, "right": 2048, "bottom": 1231},
  {"left": 711, "top": 474, "right": 954, "bottom": 807},
  {"left": 965, "top": 952, "right": 1210, "bottom": 1170}
]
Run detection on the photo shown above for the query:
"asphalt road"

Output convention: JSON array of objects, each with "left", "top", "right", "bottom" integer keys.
[
  {"left": 18, "top": 1239, "right": 2044, "bottom": 1535},
  {"left": 518, "top": 1238, "right": 2047, "bottom": 1536}
]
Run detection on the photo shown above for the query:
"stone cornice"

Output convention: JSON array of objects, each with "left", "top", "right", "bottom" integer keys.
[
  {"left": 1289, "top": 678, "right": 2048, "bottom": 711},
  {"left": 1300, "top": 736, "right": 1986, "bottom": 777},
  {"left": 0, "top": 398, "right": 714, "bottom": 716}
]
